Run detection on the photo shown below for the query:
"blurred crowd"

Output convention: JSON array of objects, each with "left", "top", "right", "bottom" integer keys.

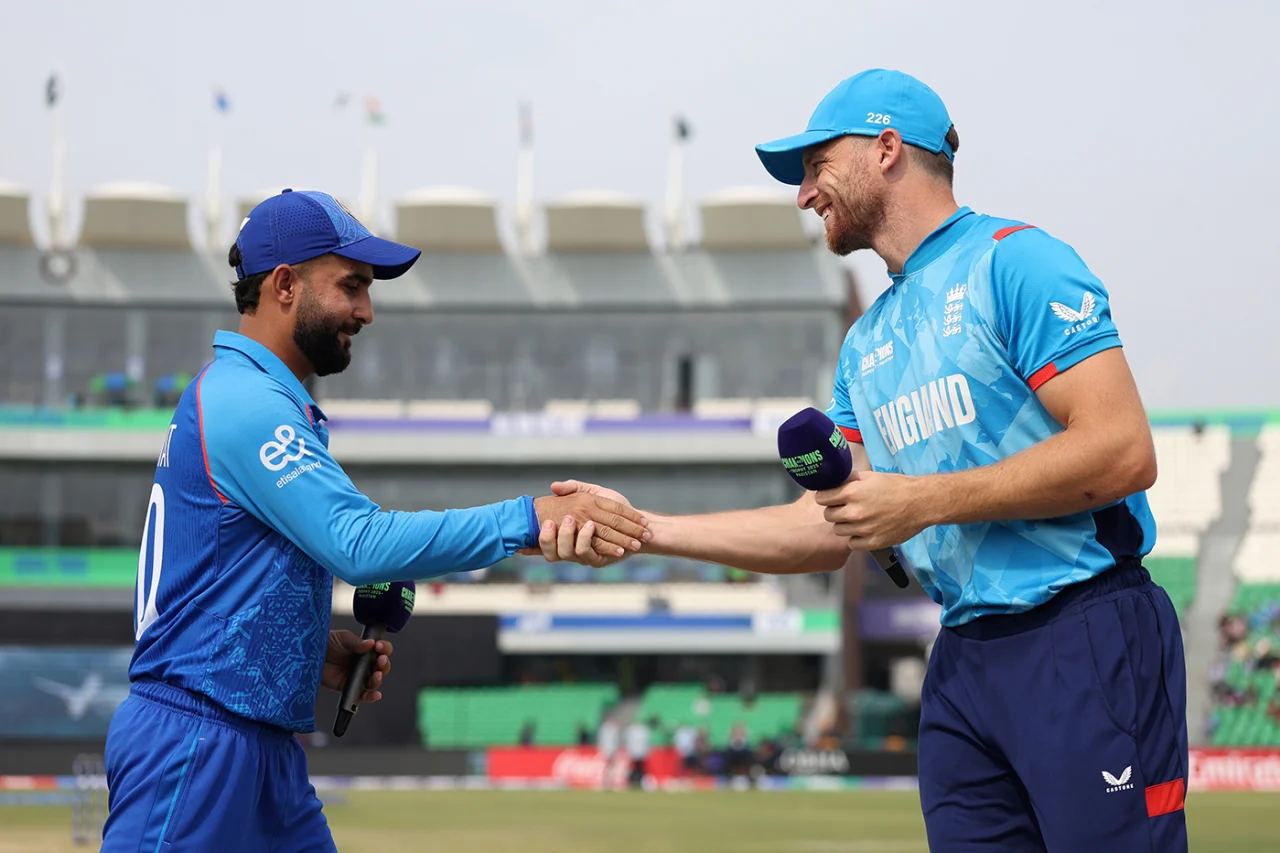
[{"left": 1206, "top": 601, "right": 1280, "bottom": 736}]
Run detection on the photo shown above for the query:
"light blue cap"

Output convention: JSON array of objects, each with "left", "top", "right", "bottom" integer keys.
[{"left": 756, "top": 69, "right": 955, "bottom": 186}]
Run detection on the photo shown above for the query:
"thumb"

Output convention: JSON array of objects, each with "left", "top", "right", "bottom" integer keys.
[{"left": 551, "top": 480, "right": 593, "bottom": 496}]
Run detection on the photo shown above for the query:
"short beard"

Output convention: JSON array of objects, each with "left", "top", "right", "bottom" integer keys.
[
  {"left": 293, "top": 284, "right": 353, "bottom": 377},
  {"left": 825, "top": 163, "right": 886, "bottom": 257}
]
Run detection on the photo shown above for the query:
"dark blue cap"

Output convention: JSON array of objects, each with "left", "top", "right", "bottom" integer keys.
[{"left": 235, "top": 189, "right": 421, "bottom": 280}]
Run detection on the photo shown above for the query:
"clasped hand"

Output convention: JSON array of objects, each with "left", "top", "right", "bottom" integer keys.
[
  {"left": 814, "top": 469, "right": 932, "bottom": 551},
  {"left": 531, "top": 487, "right": 649, "bottom": 566}
]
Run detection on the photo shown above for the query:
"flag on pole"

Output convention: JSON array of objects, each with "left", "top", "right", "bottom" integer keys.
[
  {"left": 333, "top": 91, "right": 351, "bottom": 110},
  {"left": 674, "top": 115, "right": 692, "bottom": 142},
  {"left": 214, "top": 88, "right": 230, "bottom": 114},
  {"left": 364, "top": 95, "right": 385, "bottom": 126},
  {"left": 519, "top": 101, "right": 533, "bottom": 147},
  {"left": 45, "top": 74, "right": 59, "bottom": 108}
]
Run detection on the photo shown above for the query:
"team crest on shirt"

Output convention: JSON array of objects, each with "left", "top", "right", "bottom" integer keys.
[{"left": 943, "top": 284, "right": 967, "bottom": 338}]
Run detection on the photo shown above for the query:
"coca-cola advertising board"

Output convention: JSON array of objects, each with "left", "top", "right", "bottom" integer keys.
[{"left": 487, "top": 747, "right": 683, "bottom": 789}]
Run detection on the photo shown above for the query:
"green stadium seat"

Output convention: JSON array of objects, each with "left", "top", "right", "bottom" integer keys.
[
  {"left": 1145, "top": 556, "right": 1197, "bottom": 620},
  {"left": 417, "top": 683, "right": 621, "bottom": 749}
]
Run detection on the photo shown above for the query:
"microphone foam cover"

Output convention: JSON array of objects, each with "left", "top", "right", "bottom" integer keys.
[
  {"left": 352, "top": 581, "right": 416, "bottom": 632},
  {"left": 777, "top": 407, "right": 853, "bottom": 492}
]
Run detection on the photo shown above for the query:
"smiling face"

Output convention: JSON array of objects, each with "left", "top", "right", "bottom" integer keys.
[
  {"left": 797, "top": 135, "right": 888, "bottom": 257},
  {"left": 290, "top": 254, "right": 374, "bottom": 377}
]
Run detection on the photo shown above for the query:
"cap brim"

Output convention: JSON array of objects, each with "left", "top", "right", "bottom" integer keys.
[
  {"left": 333, "top": 235, "right": 422, "bottom": 280},
  {"left": 754, "top": 129, "right": 850, "bottom": 185}
]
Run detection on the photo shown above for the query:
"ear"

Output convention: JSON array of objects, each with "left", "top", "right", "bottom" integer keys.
[
  {"left": 875, "top": 129, "right": 905, "bottom": 174},
  {"left": 262, "top": 264, "right": 300, "bottom": 308}
]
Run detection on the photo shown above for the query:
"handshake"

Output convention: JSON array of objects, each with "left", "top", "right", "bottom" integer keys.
[{"left": 529, "top": 481, "right": 642, "bottom": 567}]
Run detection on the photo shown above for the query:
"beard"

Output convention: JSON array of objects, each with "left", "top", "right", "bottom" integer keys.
[
  {"left": 823, "top": 164, "right": 887, "bottom": 257},
  {"left": 293, "top": 285, "right": 357, "bottom": 377}
]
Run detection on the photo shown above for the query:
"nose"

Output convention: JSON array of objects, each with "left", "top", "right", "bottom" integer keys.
[
  {"left": 797, "top": 176, "right": 819, "bottom": 211},
  {"left": 354, "top": 291, "right": 374, "bottom": 327}
]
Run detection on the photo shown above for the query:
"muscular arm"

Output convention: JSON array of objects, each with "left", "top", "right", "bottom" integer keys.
[
  {"left": 917, "top": 348, "right": 1156, "bottom": 526},
  {"left": 644, "top": 443, "right": 872, "bottom": 574}
]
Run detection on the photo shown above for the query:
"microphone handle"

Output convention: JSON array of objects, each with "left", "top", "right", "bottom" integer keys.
[
  {"left": 870, "top": 548, "right": 911, "bottom": 590},
  {"left": 333, "top": 623, "right": 386, "bottom": 737}
]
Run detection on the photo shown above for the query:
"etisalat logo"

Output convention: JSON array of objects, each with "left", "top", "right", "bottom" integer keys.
[{"left": 259, "top": 424, "right": 322, "bottom": 488}]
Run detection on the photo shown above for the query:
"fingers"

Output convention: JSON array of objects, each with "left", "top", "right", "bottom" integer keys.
[
  {"left": 361, "top": 689, "right": 382, "bottom": 703},
  {"left": 575, "top": 521, "right": 606, "bottom": 567},
  {"left": 557, "top": 516, "right": 579, "bottom": 560},
  {"left": 594, "top": 497, "right": 648, "bottom": 532},
  {"left": 537, "top": 520, "right": 560, "bottom": 562},
  {"left": 587, "top": 499, "right": 648, "bottom": 547},
  {"left": 591, "top": 523, "right": 635, "bottom": 557}
]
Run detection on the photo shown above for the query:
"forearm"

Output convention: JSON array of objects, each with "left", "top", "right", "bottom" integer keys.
[
  {"left": 919, "top": 422, "right": 1156, "bottom": 527},
  {"left": 644, "top": 495, "right": 849, "bottom": 575},
  {"left": 330, "top": 498, "right": 537, "bottom": 585}
]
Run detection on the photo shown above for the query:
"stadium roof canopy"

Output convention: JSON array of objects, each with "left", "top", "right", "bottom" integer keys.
[
  {"left": 699, "top": 186, "right": 813, "bottom": 251},
  {"left": 79, "top": 182, "right": 191, "bottom": 250},
  {"left": 0, "top": 183, "right": 34, "bottom": 246},
  {"left": 545, "top": 191, "right": 649, "bottom": 252},
  {"left": 395, "top": 186, "right": 503, "bottom": 253}
]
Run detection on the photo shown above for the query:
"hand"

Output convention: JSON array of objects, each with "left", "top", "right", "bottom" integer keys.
[
  {"left": 321, "top": 630, "right": 392, "bottom": 704},
  {"left": 814, "top": 470, "right": 935, "bottom": 551},
  {"left": 523, "top": 480, "right": 645, "bottom": 567}
]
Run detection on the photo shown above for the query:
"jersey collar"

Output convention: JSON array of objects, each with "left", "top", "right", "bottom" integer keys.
[
  {"left": 891, "top": 206, "right": 978, "bottom": 282},
  {"left": 212, "top": 330, "right": 325, "bottom": 422}
]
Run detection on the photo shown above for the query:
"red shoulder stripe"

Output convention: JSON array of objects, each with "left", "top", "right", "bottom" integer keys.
[
  {"left": 838, "top": 426, "right": 863, "bottom": 444},
  {"left": 993, "top": 224, "right": 1036, "bottom": 241}
]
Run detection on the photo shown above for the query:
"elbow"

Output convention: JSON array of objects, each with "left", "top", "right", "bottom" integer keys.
[{"left": 1103, "top": 443, "right": 1157, "bottom": 502}]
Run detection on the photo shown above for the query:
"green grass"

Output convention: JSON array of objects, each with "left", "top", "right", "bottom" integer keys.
[{"left": 2, "top": 790, "right": 1278, "bottom": 852}]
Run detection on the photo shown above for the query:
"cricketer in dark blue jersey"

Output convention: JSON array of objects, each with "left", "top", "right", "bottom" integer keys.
[
  {"left": 102, "top": 189, "right": 648, "bottom": 853},
  {"left": 537, "top": 71, "right": 1188, "bottom": 852}
]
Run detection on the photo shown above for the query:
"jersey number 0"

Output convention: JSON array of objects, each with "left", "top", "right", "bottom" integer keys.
[{"left": 135, "top": 483, "right": 165, "bottom": 640}]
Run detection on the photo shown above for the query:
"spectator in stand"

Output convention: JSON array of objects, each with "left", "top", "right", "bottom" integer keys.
[
  {"left": 674, "top": 723, "right": 699, "bottom": 777},
  {"left": 576, "top": 721, "right": 592, "bottom": 746},
  {"left": 624, "top": 717, "right": 653, "bottom": 789},
  {"left": 518, "top": 719, "right": 536, "bottom": 747},
  {"left": 597, "top": 713, "right": 622, "bottom": 789},
  {"left": 725, "top": 723, "right": 754, "bottom": 778}
]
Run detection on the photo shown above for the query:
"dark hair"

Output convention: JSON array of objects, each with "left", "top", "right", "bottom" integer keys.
[
  {"left": 228, "top": 243, "right": 269, "bottom": 314},
  {"left": 914, "top": 125, "right": 960, "bottom": 186}
]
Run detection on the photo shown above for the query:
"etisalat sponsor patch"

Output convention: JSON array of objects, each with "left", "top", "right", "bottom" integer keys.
[{"left": 276, "top": 460, "right": 323, "bottom": 488}]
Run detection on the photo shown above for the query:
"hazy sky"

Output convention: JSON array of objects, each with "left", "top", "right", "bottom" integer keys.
[{"left": 1, "top": 0, "right": 1276, "bottom": 410}]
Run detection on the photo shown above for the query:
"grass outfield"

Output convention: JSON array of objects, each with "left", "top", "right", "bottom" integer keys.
[{"left": 1, "top": 790, "right": 1278, "bottom": 852}]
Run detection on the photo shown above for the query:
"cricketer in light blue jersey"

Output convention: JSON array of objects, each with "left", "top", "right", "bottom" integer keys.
[
  {"left": 823, "top": 208, "right": 1156, "bottom": 627},
  {"left": 536, "top": 68, "right": 1188, "bottom": 853},
  {"left": 102, "top": 189, "right": 648, "bottom": 853}
]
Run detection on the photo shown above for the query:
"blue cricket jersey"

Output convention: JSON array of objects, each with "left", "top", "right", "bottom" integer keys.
[
  {"left": 826, "top": 207, "right": 1155, "bottom": 627},
  {"left": 129, "top": 331, "right": 540, "bottom": 731}
]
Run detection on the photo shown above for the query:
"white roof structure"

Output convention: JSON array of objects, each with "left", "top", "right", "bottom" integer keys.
[
  {"left": 0, "top": 183, "right": 33, "bottom": 246},
  {"left": 545, "top": 191, "right": 649, "bottom": 252},
  {"left": 699, "top": 187, "right": 812, "bottom": 250},
  {"left": 79, "top": 182, "right": 191, "bottom": 249},
  {"left": 395, "top": 187, "right": 503, "bottom": 252}
]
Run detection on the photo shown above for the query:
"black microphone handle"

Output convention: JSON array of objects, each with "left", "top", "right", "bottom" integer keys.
[
  {"left": 333, "top": 623, "right": 386, "bottom": 737},
  {"left": 870, "top": 548, "right": 911, "bottom": 590}
]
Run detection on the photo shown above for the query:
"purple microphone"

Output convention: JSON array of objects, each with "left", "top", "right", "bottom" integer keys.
[
  {"left": 778, "top": 408, "right": 910, "bottom": 589},
  {"left": 333, "top": 581, "right": 416, "bottom": 737}
]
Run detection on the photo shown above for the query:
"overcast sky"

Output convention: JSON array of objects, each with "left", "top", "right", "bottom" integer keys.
[{"left": 1, "top": 0, "right": 1276, "bottom": 411}]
